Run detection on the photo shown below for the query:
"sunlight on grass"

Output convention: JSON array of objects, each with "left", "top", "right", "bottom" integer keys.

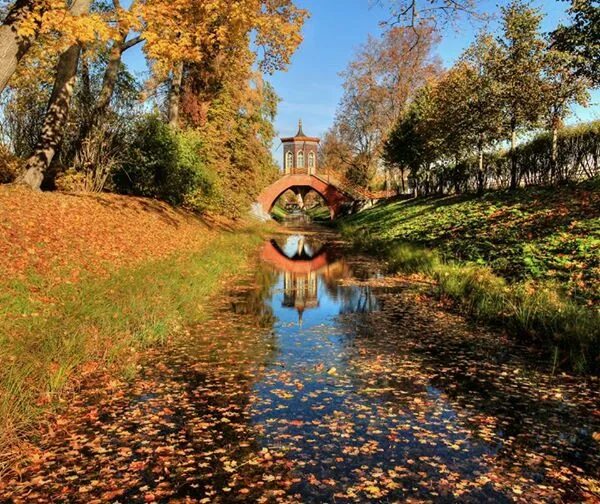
[
  {"left": 0, "top": 227, "right": 265, "bottom": 469},
  {"left": 339, "top": 180, "right": 600, "bottom": 373}
]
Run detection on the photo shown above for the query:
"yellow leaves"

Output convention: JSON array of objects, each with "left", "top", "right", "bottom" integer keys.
[
  {"left": 140, "top": 0, "right": 306, "bottom": 77},
  {"left": 364, "top": 485, "right": 384, "bottom": 498}
]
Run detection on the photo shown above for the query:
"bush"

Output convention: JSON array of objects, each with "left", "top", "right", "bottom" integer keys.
[
  {"left": 56, "top": 124, "right": 124, "bottom": 193},
  {"left": 114, "top": 115, "right": 215, "bottom": 207},
  {"left": 0, "top": 145, "right": 22, "bottom": 183}
]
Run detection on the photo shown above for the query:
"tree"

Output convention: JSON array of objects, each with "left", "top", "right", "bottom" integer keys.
[
  {"left": 140, "top": 0, "right": 307, "bottom": 128},
  {"left": 17, "top": 0, "right": 93, "bottom": 190},
  {"left": 384, "top": 83, "right": 441, "bottom": 196},
  {"left": 16, "top": 0, "right": 306, "bottom": 189},
  {"left": 0, "top": 0, "right": 111, "bottom": 94},
  {"left": 323, "top": 25, "right": 439, "bottom": 189},
  {"left": 72, "top": 0, "right": 144, "bottom": 151},
  {"left": 494, "top": 0, "right": 546, "bottom": 189},
  {"left": 446, "top": 33, "right": 504, "bottom": 192},
  {"left": 380, "top": 0, "right": 478, "bottom": 29},
  {"left": 552, "top": 0, "right": 599, "bottom": 87},
  {"left": 0, "top": 0, "right": 50, "bottom": 93},
  {"left": 541, "top": 44, "right": 590, "bottom": 182}
]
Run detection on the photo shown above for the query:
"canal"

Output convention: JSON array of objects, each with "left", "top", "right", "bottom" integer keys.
[{"left": 2, "top": 228, "right": 599, "bottom": 502}]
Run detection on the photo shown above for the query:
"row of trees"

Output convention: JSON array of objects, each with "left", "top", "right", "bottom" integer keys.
[
  {"left": 0, "top": 0, "right": 306, "bottom": 216},
  {"left": 322, "top": 0, "right": 598, "bottom": 195}
]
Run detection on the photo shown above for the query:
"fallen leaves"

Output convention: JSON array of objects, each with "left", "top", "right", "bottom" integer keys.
[
  {"left": 1, "top": 237, "right": 599, "bottom": 503},
  {"left": 0, "top": 185, "right": 219, "bottom": 283}
]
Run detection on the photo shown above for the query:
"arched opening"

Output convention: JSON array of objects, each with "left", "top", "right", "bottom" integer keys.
[
  {"left": 297, "top": 151, "right": 304, "bottom": 169},
  {"left": 270, "top": 186, "right": 332, "bottom": 221},
  {"left": 308, "top": 151, "right": 315, "bottom": 170},
  {"left": 285, "top": 151, "right": 293, "bottom": 171}
]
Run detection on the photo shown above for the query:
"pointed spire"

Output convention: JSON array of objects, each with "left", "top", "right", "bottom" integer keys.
[{"left": 296, "top": 119, "right": 305, "bottom": 137}]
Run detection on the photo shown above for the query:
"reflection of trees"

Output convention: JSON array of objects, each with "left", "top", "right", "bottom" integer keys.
[{"left": 229, "top": 267, "right": 278, "bottom": 328}]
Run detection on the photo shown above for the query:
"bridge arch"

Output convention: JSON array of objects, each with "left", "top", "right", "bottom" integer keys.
[
  {"left": 256, "top": 174, "right": 353, "bottom": 219},
  {"left": 260, "top": 239, "right": 330, "bottom": 275}
]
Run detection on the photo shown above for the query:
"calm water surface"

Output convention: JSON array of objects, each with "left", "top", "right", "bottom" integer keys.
[{"left": 3, "top": 230, "right": 599, "bottom": 503}]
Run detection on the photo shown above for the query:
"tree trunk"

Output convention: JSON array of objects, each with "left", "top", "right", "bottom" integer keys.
[
  {"left": 73, "top": 33, "right": 142, "bottom": 158},
  {"left": 168, "top": 62, "right": 184, "bottom": 128},
  {"left": 0, "top": 0, "right": 47, "bottom": 93},
  {"left": 477, "top": 148, "right": 485, "bottom": 194},
  {"left": 18, "top": 0, "right": 92, "bottom": 189},
  {"left": 400, "top": 167, "right": 406, "bottom": 194},
  {"left": 551, "top": 116, "right": 560, "bottom": 184},
  {"left": 509, "top": 119, "right": 518, "bottom": 190}
]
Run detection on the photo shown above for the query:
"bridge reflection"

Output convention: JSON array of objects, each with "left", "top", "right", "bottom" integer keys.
[{"left": 260, "top": 235, "right": 352, "bottom": 325}]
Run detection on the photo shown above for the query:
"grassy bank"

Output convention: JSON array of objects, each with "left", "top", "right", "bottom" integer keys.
[
  {"left": 338, "top": 180, "right": 599, "bottom": 373},
  {"left": 0, "top": 225, "right": 265, "bottom": 469}
]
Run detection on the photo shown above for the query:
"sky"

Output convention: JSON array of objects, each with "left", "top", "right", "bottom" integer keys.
[
  {"left": 121, "top": 0, "right": 599, "bottom": 166},
  {"left": 265, "top": 0, "right": 599, "bottom": 166}
]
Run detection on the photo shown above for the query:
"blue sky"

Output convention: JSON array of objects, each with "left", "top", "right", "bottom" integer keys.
[{"left": 267, "top": 0, "right": 599, "bottom": 165}]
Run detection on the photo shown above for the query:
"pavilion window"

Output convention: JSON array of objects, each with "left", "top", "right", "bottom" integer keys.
[
  {"left": 286, "top": 151, "right": 293, "bottom": 170},
  {"left": 297, "top": 151, "right": 304, "bottom": 168},
  {"left": 308, "top": 151, "right": 315, "bottom": 169}
]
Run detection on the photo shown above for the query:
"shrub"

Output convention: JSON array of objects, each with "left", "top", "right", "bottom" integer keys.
[
  {"left": 114, "top": 115, "right": 215, "bottom": 207},
  {"left": 56, "top": 124, "right": 124, "bottom": 193},
  {"left": 0, "top": 145, "right": 22, "bottom": 183}
]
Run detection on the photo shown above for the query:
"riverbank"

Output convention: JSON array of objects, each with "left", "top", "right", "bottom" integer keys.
[
  {"left": 2, "top": 230, "right": 598, "bottom": 502},
  {"left": 0, "top": 186, "right": 267, "bottom": 471},
  {"left": 337, "top": 180, "right": 600, "bottom": 373}
]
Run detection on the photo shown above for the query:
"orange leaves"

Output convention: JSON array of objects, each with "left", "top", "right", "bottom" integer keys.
[{"left": 0, "top": 185, "right": 216, "bottom": 282}]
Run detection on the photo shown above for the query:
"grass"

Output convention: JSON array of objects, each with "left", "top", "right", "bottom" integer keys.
[
  {"left": 338, "top": 180, "right": 600, "bottom": 373},
  {"left": 270, "top": 204, "right": 288, "bottom": 222},
  {"left": 306, "top": 205, "right": 332, "bottom": 222},
  {"left": 0, "top": 225, "right": 266, "bottom": 468},
  {"left": 340, "top": 179, "right": 599, "bottom": 304}
]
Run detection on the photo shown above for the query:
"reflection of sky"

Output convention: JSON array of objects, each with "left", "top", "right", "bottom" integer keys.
[
  {"left": 272, "top": 273, "right": 344, "bottom": 330},
  {"left": 251, "top": 235, "right": 502, "bottom": 501},
  {"left": 279, "top": 234, "right": 315, "bottom": 258}
]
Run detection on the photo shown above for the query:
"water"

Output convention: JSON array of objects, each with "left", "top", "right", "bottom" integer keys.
[{"left": 2, "top": 231, "right": 599, "bottom": 502}]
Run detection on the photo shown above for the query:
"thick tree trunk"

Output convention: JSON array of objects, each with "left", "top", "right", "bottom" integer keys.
[
  {"left": 168, "top": 62, "right": 184, "bottom": 128},
  {"left": 18, "top": 0, "right": 92, "bottom": 190},
  {"left": 509, "top": 119, "right": 518, "bottom": 190},
  {"left": 0, "top": 0, "right": 47, "bottom": 93}
]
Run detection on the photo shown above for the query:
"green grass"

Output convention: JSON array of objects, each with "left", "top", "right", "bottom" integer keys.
[
  {"left": 270, "top": 204, "right": 288, "bottom": 222},
  {"left": 338, "top": 180, "right": 600, "bottom": 373},
  {"left": 0, "top": 226, "right": 265, "bottom": 467},
  {"left": 306, "top": 205, "right": 332, "bottom": 222}
]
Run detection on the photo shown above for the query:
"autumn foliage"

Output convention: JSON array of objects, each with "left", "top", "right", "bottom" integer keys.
[{"left": 0, "top": 0, "right": 307, "bottom": 216}]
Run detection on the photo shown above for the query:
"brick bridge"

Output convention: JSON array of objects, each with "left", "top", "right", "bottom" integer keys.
[{"left": 255, "top": 172, "right": 355, "bottom": 220}]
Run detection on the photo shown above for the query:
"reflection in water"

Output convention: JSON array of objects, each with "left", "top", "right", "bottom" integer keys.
[
  {"left": 261, "top": 234, "right": 378, "bottom": 326},
  {"left": 3, "top": 233, "right": 599, "bottom": 503},
  {"left": 253, "top": 233, "right": 599, "bottom": 503}
]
